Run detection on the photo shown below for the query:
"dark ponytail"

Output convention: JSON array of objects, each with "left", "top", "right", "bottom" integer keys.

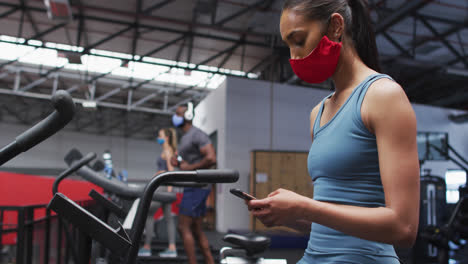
[
  {"left": 282, "top": 0, "right": 381, "bottom": 72},
  {"left": 347, "top": 0, "right": 380, "bottom": 72}
]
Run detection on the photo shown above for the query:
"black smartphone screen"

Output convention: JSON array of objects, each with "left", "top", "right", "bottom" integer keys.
[{"left": 230, "top": 188, "right": 256, "bottom": 200}]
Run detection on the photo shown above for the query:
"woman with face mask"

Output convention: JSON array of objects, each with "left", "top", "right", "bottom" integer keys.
[
  {"left": 247, "top": 1, "right": 420, "bottom": 263},
  {"left": 139, "top": 128, "right": 178, "bottom": 258}
]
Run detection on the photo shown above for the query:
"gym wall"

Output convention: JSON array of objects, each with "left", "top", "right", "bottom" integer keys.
[
  {"left": 0, "top": 122, "right": 162, "bottom": 180},
  {"left": 194, "top": 76, "right": 330, "bottom": 232},
  {"left": 195, "top": 76, "right": 468, "bottom": 233}
]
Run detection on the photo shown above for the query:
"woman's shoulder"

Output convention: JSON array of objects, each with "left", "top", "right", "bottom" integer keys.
[
  {"left": 310, "top": 103, "right": 322, "bottom": 123},
  {"left": 163, "top": 148, "right": 174, "bottom": 156},
  {"left": 364, "top": 77, "right": 414, "bottom": 130},
  {"left": 366, "top": 75, "right": 403, "bottom": 100}
]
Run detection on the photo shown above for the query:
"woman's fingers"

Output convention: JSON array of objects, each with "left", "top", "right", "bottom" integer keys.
[
  {"left": 252, "top": 207, "right": 270, "bottom": 217},
  {"left": 267, "top": 189, "right": 281, "bottom": 197},
  {"left": 247, "top": 198, "right": 270, "bottom": 211}
]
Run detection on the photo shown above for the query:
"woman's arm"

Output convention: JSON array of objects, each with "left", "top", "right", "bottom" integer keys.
[
  {"left": 249, "top": 80, "right": 420, "bottom": 248},
  {"left": 284, "top": 219, "right": 312, "bottom": 234},
  {"left": 164, "top": 149, "right": 175, "bottom": 192},
  {"left": 164, "top": 149, "right": 175, "bottom": 172}
]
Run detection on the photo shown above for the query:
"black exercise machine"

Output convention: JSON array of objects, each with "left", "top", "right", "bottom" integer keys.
[
  {"left": 48, "top": 168, "right": 239, "bottom": 264},
  {"left": 0, "top": 90, "right": 75, "bottom": 166}
]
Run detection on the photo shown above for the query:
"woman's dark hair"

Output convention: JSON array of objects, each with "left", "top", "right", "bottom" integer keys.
[{"left": 283, "top": 0, "right": 381, "bottom": 72}]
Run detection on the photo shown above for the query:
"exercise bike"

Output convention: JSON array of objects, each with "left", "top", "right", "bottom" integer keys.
[
  {"left": 57, "top": 148, "right": 216, "bottom": 263},
  {"left": 219, "top": 233, "right": 287, "bottom": 264}
]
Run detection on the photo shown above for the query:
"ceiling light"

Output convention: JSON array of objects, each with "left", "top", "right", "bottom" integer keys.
[{"left": 82, "top": 100, "right": 97, "bottom": 109}]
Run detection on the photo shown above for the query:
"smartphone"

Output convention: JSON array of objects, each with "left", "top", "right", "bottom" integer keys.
[{"left": 230, "top": 188, "right": 257, "bottom": 201}]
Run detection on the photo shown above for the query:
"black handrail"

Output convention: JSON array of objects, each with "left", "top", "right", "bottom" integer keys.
[
  {"left": 0, "top": 90, "right": 75, "bottom": 165},
  {"left": 125, "top": 169, "right": 239, "bottom": 264},
  {"left": 48, "top": 169, "right": 239, "bottom": 264},
  {"left": 52, "top": 152, "right": 97, "bottom": 195}
]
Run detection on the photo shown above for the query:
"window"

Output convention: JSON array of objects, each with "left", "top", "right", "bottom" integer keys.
[{"left": 445, "top": 169, "right": 467, "bottom": 204}]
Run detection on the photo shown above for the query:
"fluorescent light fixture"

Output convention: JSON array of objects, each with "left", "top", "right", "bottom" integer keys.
[
  {"left": 0, "top": 34, "right": 258, "bottom": 90},
  {"left": 82, "top": 100, "right": 97, "bottom": 109},
  {"left": 28, "top": 40, "right": 43, "bottom": 46}
]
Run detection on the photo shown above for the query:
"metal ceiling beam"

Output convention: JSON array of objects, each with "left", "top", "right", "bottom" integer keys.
[
  {"left": 197, "top": 40, "right": 243, "bottom": 67},
  {"left": 26, "top": 22, "right": 68, "bottom": 43},
  {"left": 74, "top": 1, "right": 274, "bottom": 39},
  {"left": 375, "top": 0, "right": 433, "bottom": 34},
  {"left": 247, "top": 54, "right": 276, "bottom": 74},
  {"left": 0, "top": 88, "right": 172, "bottom": 115},
  {"left": 418, "top": 16, "right": 468, "bottom": 68},
  {"left": 412, "top": 15, "right": 468, "bottom": 50},
  {"left": 0, "top": 2, "right": 274, "bottom": 48},
  {"left": 21, "top": 0, "right": 41, "bottom": 39},
  {"left": 215, "top": 0, "right": 269, "bottom": 26},
  {"left": 211, "top": 0, "right": 219, "bottom": 25},
  {"left": 217, "top": 47, "right": 236, "bottom": 68},
  {"left": 0, "top": 6, "right": 19, "bottom": 19},
  {"left": 131, "top": 92, "right": 158, "bottom": 108},
  {"left": 416, "top": 13, "right": 467, "bottom": 27},
  {"left": 95, "top": 87, "right": 122, "bottom": 102},
  {"left": 131, "top": 0, "right": 142, "bottom": 57},
  {"left": 20, "top": 65, "right": 65, "bottom": 91},
  {"left": 382, "top": 32, "right": 413, "bottom": 58},
  {"left": 139, "top": 34, "right": 187, "bottom": 59},
  {"left": 4, "top": 63, "right": 204, "bottom": 98},
  {"left": 142, "top": 0, "right": 174, "bottom": 15},
  {"left": 83, "top": 25, "right": 133, "bottom": 53},
  {"left": 167, "top": 97, "right": 195, "bottom": 111}
]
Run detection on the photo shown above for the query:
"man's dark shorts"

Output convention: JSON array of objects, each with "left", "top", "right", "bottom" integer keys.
[{"left": 179, "top": 187, "right": 211, "bottom": 217}]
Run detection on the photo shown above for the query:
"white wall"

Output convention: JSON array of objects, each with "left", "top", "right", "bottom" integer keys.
[
  {"left": 195, "top": 76, "right": 468, "bottom": 233},
  {"left": 193, "top": 81, "right": 228, "bottom": 230},
  {"left": 0, "top": 122, "right": 162, "bottom": 180}
]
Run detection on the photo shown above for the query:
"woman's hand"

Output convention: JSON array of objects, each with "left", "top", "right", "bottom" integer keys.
[{"left": 247, "top": 189, "right": 309, "bottom": 228}]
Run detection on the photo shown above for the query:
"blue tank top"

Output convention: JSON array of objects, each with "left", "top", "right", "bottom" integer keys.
[{"left": 304, "top": 74, "right": 400, "bottom": 263}]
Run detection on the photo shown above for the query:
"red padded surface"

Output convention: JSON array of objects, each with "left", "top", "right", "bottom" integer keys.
[{"left": 0, "top": 171, "right": 103, "bottom": 245}]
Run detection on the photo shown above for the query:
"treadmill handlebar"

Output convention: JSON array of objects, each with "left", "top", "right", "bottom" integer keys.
[
  {"left": 126, "top": 169, "right": 239, "bottom": 264},
  {"left": 195, "top": 169, "right": 239, "bottom": 183},
  {"left": 0, "top": 90, "right": 75, "bottom": 166},
  {"left": 52, "top": 152, "right": 97, "bottom": 195}
]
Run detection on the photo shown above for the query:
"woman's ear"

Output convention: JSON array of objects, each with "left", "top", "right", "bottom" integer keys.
[{"left": 326, "top": 13, "right": 345, "bottom": 42}]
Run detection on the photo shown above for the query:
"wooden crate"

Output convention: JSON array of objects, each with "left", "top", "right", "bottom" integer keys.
[{"left": 250, "top": 150, "right": 313, "bottom": 232}]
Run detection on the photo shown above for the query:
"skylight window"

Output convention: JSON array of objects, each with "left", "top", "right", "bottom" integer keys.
[{"left": 0, "top": 34, "right": 258, "bottom": 89}]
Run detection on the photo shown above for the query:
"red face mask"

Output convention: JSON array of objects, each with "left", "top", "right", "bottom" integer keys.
[{"left": 289, "top": 35, "right": 342, "bottom": 84}]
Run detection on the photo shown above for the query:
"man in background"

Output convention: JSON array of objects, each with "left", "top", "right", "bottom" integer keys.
[{"left": 171, "top": 103, "right": 217, "bottom": 264}]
